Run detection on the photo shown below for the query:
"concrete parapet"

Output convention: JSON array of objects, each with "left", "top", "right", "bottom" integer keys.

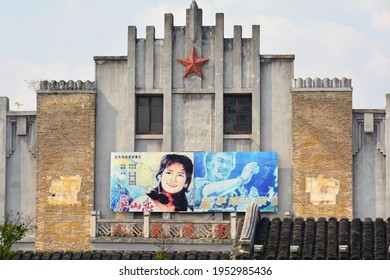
[
  {"left": 292, "top": 77, "right": 352, "bottom": 89},
  {"left": 39, "top": 80, "right": 96, "bottom": 91}
]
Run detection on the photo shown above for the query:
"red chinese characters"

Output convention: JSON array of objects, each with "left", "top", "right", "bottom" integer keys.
[{"left": 215, "top": 224, "right": 230, "bottom": 239}]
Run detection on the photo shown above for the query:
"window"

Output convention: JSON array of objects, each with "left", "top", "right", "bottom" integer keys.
[
  {"left": 224, "top": 95, "right": 251, "bottom": 134},
  {"left": 136, "top": 96, "right": 163, "bottom": 134}
]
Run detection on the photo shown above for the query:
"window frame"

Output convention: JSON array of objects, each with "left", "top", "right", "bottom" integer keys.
[
  {"left": 136, "top": 95, "right": 163, "bottom": 135},
  {"left": 223, "top": 95, "right": 252, "bottom": 134}
]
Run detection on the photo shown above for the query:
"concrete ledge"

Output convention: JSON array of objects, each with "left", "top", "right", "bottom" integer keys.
[
  {"left": 6, "top": 111, "right": 37, "bottom": 116},
  {"left": 94, "top": 56, "right": 127, "bottom": 61},
  {"left": 223, "top": 134, "right": 251, "bottom": 140},
  {"left": 135, "top": 135, "right": 164, "bottom": 140},
  {"left": 261, "top": 54, "right": 295, "bottom": 60},
  {"left": 353, "top": 109, "right": 385, "bottom": 114}
]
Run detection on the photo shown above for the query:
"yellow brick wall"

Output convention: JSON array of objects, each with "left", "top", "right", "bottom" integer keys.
[
  {"left": 36, "top": 92, "right": 95, "bottom": 251},
  {"left": 292, "top": 91, "right": 352, "bottom": 219}
]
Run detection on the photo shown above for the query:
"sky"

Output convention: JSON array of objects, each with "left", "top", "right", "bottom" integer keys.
[{"left": 0, "top": 0, "right": 389, "bottom": 111}]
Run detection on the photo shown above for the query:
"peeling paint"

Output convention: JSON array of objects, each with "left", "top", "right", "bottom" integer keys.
[
  {"left": 47, "top": 175, "right": 82, "bottom": 205},
  {"left": 305, "top": 175, "right": 340, "bottom": 206}
]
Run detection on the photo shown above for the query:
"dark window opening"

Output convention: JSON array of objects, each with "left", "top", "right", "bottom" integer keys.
[
  {"left": 224, "top": 95, "right": 251, "bottom": 134},
  {"left": 136, "top": 96, "right": 163, "bottom": 134}
]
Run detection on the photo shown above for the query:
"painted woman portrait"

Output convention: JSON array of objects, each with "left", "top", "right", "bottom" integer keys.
[{"left": 129, "top": 154, "right": 194, "bottom": 212}]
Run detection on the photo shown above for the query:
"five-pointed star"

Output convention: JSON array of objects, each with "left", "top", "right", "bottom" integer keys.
[{"left": 176, "top": 46, "right": 209, "bottom": 79}]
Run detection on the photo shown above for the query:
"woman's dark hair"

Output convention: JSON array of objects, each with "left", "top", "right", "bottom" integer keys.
[{"left": 147, "top": 154, "right": 194, "bottom": 211}]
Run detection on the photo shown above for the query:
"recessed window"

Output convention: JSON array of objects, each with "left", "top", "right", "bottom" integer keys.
[
  {"left": 136, "top": 96, "right": 163, "bottom": 134},
  {"left": 224, "top": 95, "right": 251, "bottom": 134}
]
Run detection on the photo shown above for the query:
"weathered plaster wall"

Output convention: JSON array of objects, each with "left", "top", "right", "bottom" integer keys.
[
  {"left": 94, "top": 3, "right": 263, "bottom": 219},
  {"left": 0, "top": 98, "right": 36, "bottom": 249},
  {"left": 5, "top": 113, "right": 36, "bottom": 222},
  {"left": 260, "top": 56, "right": 294, "bottom": 217},
  {"left": 353, "top": 111, "right": 386, "bottom": 218},
  {"left": 94, "top": 58, "right": 129, "bottom": 219}
]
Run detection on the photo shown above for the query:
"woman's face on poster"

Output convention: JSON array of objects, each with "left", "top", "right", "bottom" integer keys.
[{"left": 159, "top": 162, "right": 187, "bottom": 194}]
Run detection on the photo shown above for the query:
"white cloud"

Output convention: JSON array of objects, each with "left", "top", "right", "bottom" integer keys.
[{"left": 371, "top": 10, "right": 390, "bottom": 31}]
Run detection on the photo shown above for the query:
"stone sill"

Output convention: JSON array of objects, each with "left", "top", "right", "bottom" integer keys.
[
  {"left": 223, "top": 134, "right": 252, "bottom": 140},
  {"left": 7, "top": 111, "right": 37, "bottom": 116},
  {"left": 135, "top": 135, "right": 163, "bottom": 140}
]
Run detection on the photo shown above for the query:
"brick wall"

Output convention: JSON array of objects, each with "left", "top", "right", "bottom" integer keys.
[
  {"left": 292, "top": 91, "right": 352, "bottom": 219},
  {"left": 36, "top": 91, "right": 95, "bottom": 251}
]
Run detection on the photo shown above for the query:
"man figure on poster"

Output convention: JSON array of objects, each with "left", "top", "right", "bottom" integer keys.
[{"left": 194, "top": 152, "right": 259, "bottom": 211}]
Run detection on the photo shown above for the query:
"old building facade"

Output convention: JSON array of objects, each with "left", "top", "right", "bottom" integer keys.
[{"left": 0, "top": 1, "right": 389, "bottom": 252}]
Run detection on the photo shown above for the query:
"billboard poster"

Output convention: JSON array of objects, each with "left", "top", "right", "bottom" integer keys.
[
  {"left": 193, "top": 152, "right": 278, "bottom": 212},
  {"left": 110, "top": 152, "right": 195, "bottom": 212},
  {"left": 110, "top": 152, "right": 278, "bottom": 213}
]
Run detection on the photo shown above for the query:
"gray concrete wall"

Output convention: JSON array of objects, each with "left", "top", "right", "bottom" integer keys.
[
  {"left": 0, "top": 97, "right": 8, "bottom": 219},
  {"left": 172, "top": 94, "right": 214, "bottom": 152},
  {"left": 5, "top": 112, "right": 36, "bottom": 222},
  {"left": 94, "top": 3, "right": 264, "bottom": 218},
  {"left": 260, "top": 55, "right": 294, "bottom": 218},
  {"left": 94, "top": 57, "right": 128, "bottom": 218},
  {"left": 0, "top": 103, "right": 36, "bottom": 250},
  {"left": 353, "top": 111, "right": 386, "bottom": 218}
]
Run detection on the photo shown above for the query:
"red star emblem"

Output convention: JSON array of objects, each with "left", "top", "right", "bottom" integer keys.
[{"left": 176, "top": 46, "right": 209, "bottom": 79}]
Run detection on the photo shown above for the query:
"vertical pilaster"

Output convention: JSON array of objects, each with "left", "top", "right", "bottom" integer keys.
[
  {"left": 90, "top": 210, "right": 100, "bottom": 238},
  {"left": 16, "top": 116, "right": 27, "bottom": 135},
  {"left": 233, "top": 26, "right": 242, "bottom": 89},
  {"left": 145, "top": 26, "right": 155, "bottom": 90},
  {"left": 185, "top": 1, "right": 203, "bottom": 89},
  {"left": 127, "top": 26, "right": 137, "bottom": 151},
  {"left": 386, "top": 94, "right": 390, "bottom": 217},
  {"left": 230, "top": 212, "right": 237, "bottom": 239},
  {"left": 251, "top": 25, "right": 261, "bottom": 151},
  {"left": 214, "top": 13, "right": 224, "bottom": 152},
  {"left": 0, "top": 97, "right": 9, "bottom": 219},
  {"left": 163, "top": 14, "right": 173, "bottom": 152},
  {"left": 20, "top": 128, "right": 35, "bottom": 222},
  {"left": 188, "top": 0, "right": 200, "bottom": 44},
  {"left": 143, "top": 212, "right": 150, "bottom": 238}
]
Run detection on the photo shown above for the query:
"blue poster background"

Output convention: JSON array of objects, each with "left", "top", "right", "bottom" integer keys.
[{"left": 193, "top": 152, "right": 278, "bottom": 212}]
